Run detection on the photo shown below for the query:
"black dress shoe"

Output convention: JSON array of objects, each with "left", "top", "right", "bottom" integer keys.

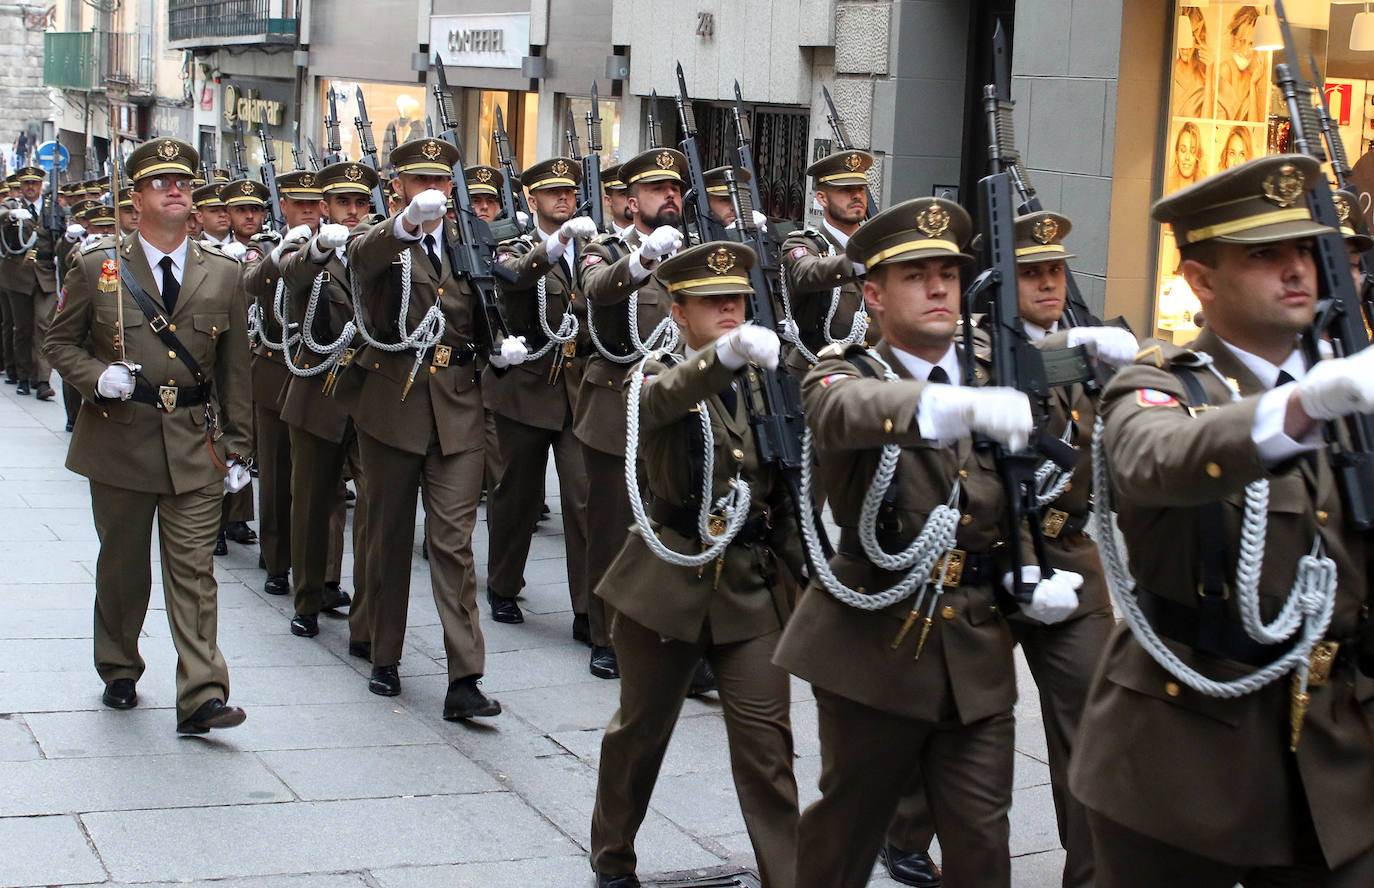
[
  {"left": 263, "top": 573, "right": 289, "bottom": 595},
  {"left": 213, "top": 531, "right": 228, "bottom": 557},
  {"left": 348, "top": 640, "right": 372, "bottom": 661},
  {"left": 321, "top": 582, "right": 351, "bottom": 612},
  {"left": 589, "top": 645, "right": 619, "bottom": 680},
  {"left": 290, "top": 613, "right": 319, "bottom": 637},
  {"left": 34, "top": 381, "right": 54, "bottom": 401},
  {"left": 344, "top": 485, "right": 356, "bottom": 503},
  {"left": 487, "top": 588, "right": 523, "bottom": 623},
  {"left": 64, "top": 421, "right": 74, "bottom": 432},
  {"left": 537, "top": 502, "right": 551, "bottom": 523},
  {"left": 225, "top": 521, "right": 257, "bottom": 544},
  {"left": 4, "top": 373, "right": 16, "bottom": 384},
  {"left": 420, "top": 536, "right": 429, "bottom": 560},
  {"left": 880, "top": 846, "right": 942, "bottom": 887},
  {"left": 595, "top": 872, "right": 641, "bottom": 888},
  {"left": 572, "top": 613, "right": 591, "bottom": 645},
  {"left": 442, "top": 676, "right": 501, "bottom": 720},
  {"left": 176, "top": 698, "right": 247, "bottom": 734},
  {"left": 15, "top": 381, "right": 29, "bottom": 396},
  {"left": 688, "top": 658, "right": 717, "bottom": 697},
  {"left": 369, "top": 665, "right": 401, "bottom": 696},
  {"left": 102, "top": 678, "right": 137, "bottom": 709}
]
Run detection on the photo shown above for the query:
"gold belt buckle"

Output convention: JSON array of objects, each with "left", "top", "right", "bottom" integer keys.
[
  {"left": 338, "top": 347, "right": 356, "bottom": 367},
  {"left": 433, "top": 345, "right": 451, "bottom": 368},
  {"left": 158, "top": 385, "right": 178, "bottom": 412},
  {"left": 1042, "top": 507, "right": 1069, "bottom": 539},
  {"left": 930, "top": 548, "right": 965, "bottom": 588},
  {"left": 707, "top": 513, "right": 728, "bottom": 538},
  {"left": 25, "top": 249, "right": 37, "bottom": 263},
  {"left": 1308, "top": 641, "right": 1340, "bottom": 687}
]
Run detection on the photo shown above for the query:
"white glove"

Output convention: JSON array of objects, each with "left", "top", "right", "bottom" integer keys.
[
  {"left": 224, "top": 460, "right": 252, "bottom": 494},
  {"left": 918, "top": 385, "right": 1033, "bottom": 451},
  {"left": 316, "top": 223, "right": 349, "bottom": 251},
  {"left": 639, "top": 225, "right": 683, "bottom": 263},
  {"left": 402, "top": 189, "right": 450, "bottom": 227},
  {"left": 1298, "top": 347, "right": 1374, "bottom": 420},
  {"left": 270, "top": 224, "right": 313, "bottom": 265},
  {"left": 558, "top": 216, "right": 599, "bottom": 243},
  {"left": 221, "top": 241, "right": 247, "bottom": 261},
  {"left": 1067, "top": 326, "right": 1138, "bottom": 368},
  {"left": 751, "top": 210, "right": 768, "bottom": 230},
  {"left": 717, "top": 325, "right": 780, "bottom": 371},
  {"left": 8, "top": 208, "right": 32, "bottom": 222},
  {"left": 96, "top": 363, "right": 138, "bottom": 400},
  {"left": 1006, "top": 566, "right": 1083, "bottom": 624},
  {"left": 64, "top": 223, "right": 86, "bottom": 243},
  {"left": 489, "top": 335, "right": 529, "bottom": 369}
]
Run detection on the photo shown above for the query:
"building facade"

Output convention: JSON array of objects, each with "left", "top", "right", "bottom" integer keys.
[{"left": 0, "top": 1, "right": 52, "bottom": 174}]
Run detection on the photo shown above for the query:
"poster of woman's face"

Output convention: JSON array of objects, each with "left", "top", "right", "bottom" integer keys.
[
  {"left": 1166, "top": 120, "right": 1213, "bottom": 194},
  {"left": 1172, "top": 6, "right": 1219, "bottom": 119},
  {"left": 1215, "top": 4, "right": 1270, "bottom": 122},
  {"left": 1216, "top": 124, "right": 1262, "bottom": 170}
]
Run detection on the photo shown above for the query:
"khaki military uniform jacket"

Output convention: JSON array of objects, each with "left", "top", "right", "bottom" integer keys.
[
  {"left": 1068, "top": 327, "right": 1374, "bottom": 869},
  {"left": 575, "top": 226, "right": 675, "bottom": 456},
  {"left": 43, "top": 233, "right": 252, "bottom": 494},
  {"left": 483, "top": 232, "right": 589, "bottom": 431},
  {"left": 241, "top": 247, "right": 294, "bottom": 412},
  {"left": 277, "top": 242, "right": 362, "bottom": 442},
  {"left": 345, "top": 215, "right": 486, "bottom": 457},
  {"left": 774, "top": 340, "right": 1030, "bottom": 724},
  {"left": 0, "top": 198, "right": 60, "bottom": 295},
  {"left": 780, "top": 225, "right": 867, "bottom": 377},
  {"left": 596, "top": 342, "right": 805, "bottom": 644}
]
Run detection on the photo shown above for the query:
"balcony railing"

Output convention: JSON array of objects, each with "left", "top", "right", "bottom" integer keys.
[
  {"left": 105, "top": 31, "right": 156, "bottom": 95},
  {"left": 168, "top": 0, "right": 298, "bottom": 46}
]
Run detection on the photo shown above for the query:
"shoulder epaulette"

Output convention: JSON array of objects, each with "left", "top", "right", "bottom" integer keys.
[
  {"left": 79, "top": 235, "right": 117, "bottom": 254},
  {"left": 817, "top": 341, "right": 866, "bottom": 362},
  {"left": 1131, "top": 338, "right": 1193, "bottom": 370}
]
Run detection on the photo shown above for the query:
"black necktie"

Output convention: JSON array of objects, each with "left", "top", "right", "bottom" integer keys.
[
  {"left": 159, "top": 255, "right": 179, "bottom": 315},
  {"left": 1277, "top": 370, "right": 1318, "bottom": 472},
  {"left": 560, "top": 251, "right": 574, "bottom": 285},
  {"left": 928, "top": 365, "right": 950, "bottom": 384},
  {"left": 424, "top": 234, "right": 442, "bottom": 278},
  {"left": 718, "top": 381, "right": 737, "bottom": 416}
]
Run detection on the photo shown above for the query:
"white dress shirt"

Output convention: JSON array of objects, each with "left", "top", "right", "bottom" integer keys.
[{"left": 138, "top": 234, "right": 188, "bottom": 294}]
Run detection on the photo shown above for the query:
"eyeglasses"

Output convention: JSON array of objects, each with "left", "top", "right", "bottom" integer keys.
[{"left": 145, "top": 177, "right": 193, "bottom": 193}]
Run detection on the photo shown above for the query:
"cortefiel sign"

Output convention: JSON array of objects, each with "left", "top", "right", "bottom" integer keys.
[{"left": 429, "top": 13, "right": 530, "bottom": 70}]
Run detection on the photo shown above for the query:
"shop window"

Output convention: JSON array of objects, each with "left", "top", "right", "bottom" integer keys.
[
  {"left": 1154, "top": 1, "right": 1374, "bottom": 341},
  {"left": 318, "top": 79, "right": 431, "bottom": 175}
]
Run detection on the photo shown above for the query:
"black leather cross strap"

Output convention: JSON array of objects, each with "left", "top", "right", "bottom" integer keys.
[
  {"left": 647, "top": 496, "right": 772, "bottom": 548},
  {"left": 836, "top": 529, "right": 998, "bottom": 586},
  {"left": 112, "top": 251, "right": 209, "bottom": 387}
]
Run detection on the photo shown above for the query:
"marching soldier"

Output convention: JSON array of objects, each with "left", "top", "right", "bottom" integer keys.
[
  {"left": 0, "top": 165, "right": 61, "bottom": 399},
  {"left": 576, "top": 146, "right": 689, "bottom": 679},
  {"left": 1069, "top": 155, "right": 1374, "bottom": 885},
  {"left": 589, "top": 242, "right": 804, "bottom": 888},
  {"left": 42, "top": 138, "right": 252, "bottom": 734},
  {"left": 601, "top": 164, "right": 632, "bottom": 236},
  {"left": 234, "top": 177, "right": 300, "bottom": 595},
  {"left": 1332, "top": 190, "right": 1372, "bottom": 290},
  {"left": 484, "top": 157, "right": 597, "bottom": 635},
  {"left": 346, "top": 137, "right": 527, "bottom": 718},
  {"left": 778, "top": 150, "right": 874, "bottom": 379},
  {"left": 775, "top": 198, "right": 1084, "bottom": 888},
  {"left": 192, "top": 182, "right": 232, "bottom": 246},
  {"left": 0, "top": 174, "right": 15, "bottom": 385},
  {"left": 465, "top": 164, "right": 507, "bottom": 502},
  {"left": 277, "top": 162, "right": 376, "bottom": 640}
]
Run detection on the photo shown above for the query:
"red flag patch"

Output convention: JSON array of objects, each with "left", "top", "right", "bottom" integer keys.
[
  {"left": 583, "top": 254, "right": 602, "bottom": 265},
  {"left": 820, "top": 373, "right": 849, "bottom": 387},
  {"left": 791, "top": 246, "right": 808, "bottom": 260},
  {"left": 1136, "top": 388, "right": 1179, "bottom": 408}
]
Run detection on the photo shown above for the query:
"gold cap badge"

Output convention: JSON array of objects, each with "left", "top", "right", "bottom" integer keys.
[
  {"left": 552, "top": 159, "right": 570, "bottom": 177},
  {"left": 706, "top": 247, "right": 736, "bottom": 275},
  {"left": 656, "top": 151, "right": 675, "bottom": 170},
  {"left": 1032, "top": 217, "right": 1059, "bottom": 244},
  {"left": 916, "top": 204, "right": 951, "bottom": 238},
  {"left": 476, "top": 168, "right": 493, "bottom": 182},
  {"left": 299, "top": 173, "right": 314, "bottom": 187},
  {"left": 1261, "top": 162, "right": 1304, "bottom": 208},
  {"left": 422, "top": 140, "right": 442, "bottom": 160},
  {"left": 240, "top": 181, "right": 255, "bottom": 194},
  {"left": 844, "top": 153, "right": 863, "bottom": 172},
  {"left": 345, "top": 165, "right": 362, "bottom": 181},
  {"left": 157, "top": 140, "right": 179, "bottom": 160}
]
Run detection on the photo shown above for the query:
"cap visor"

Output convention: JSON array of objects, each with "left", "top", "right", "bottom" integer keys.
[{"left": 1213, "top": 219, "right": 1339, "bottom": 245}]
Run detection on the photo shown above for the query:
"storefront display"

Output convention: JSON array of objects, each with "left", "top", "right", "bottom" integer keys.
[{"left": 1154, "top": 1, "right": 1374, "bottom": 339}]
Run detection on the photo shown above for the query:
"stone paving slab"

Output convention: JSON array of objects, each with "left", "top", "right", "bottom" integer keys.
[
  {"left": 0, "top": 813, "right": 107, "bottom": 886},
  {"left": 258, "top": 743, "right": 503, "bottom": 801}
]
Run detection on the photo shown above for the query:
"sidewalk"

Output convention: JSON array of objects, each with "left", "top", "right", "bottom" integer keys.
[{"left": 0, "top": 377, "right": 1067, "bottom": 887}]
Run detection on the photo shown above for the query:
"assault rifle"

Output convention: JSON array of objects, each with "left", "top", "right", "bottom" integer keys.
[
  {"left": 820, "top": 85, "right": 876, "bottom": 219},
  {"left": 675, "top": 63, "right": 828, "bottom": 571},
  {"left": 647, "top": 90, "right": 663, "bottom": 149},
  {"left": 48, "top": 157, "right": 63, "bottom": 293},
  {"left": 290, "top": 139, "right": 306, "bottom": 174},
  {"left": 1275, "top": 0, "right": 1374, "bottom": 531},
  {"left": 986, "top": 20, "right": 1099, "bottom": 328},
  {"left": 323, "top": 87, "right": 344, "bottom": 165},
  {"left": 228, "top": 119, "right": 249, "bottom": 181},
  {"left": 432, "top": 54, "right": 515, "bottom": 351},
  {"left": 353, "top": 88, "right": 391, "bottom": 218},
  {"left": 305, "top": 138, "right": 322, "bottom": 171},
  {"left": 580, "top": 84, "right": 605, "bottom": 231},
  {"left": 492, "top": 103, "right": 532, "bottom": 233},
  {"left": 257, "top": 123, "right": 284, "bottom": 230}
]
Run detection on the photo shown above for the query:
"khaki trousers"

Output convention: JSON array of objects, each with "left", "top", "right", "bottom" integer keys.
[
  {"left": 221, "top": 484, "right": 255, "bottom": 524},
  {"left": 255, "top": 401, "right": 292, "bottom": 574},
  {"left": 358, "top": 427, "right": 485, "bottom": 680},
  {"left": 795, "top": 689, "right": 1014, "bottom": 888},
  {"left": 2, "top": 287, "right": 35, "bottom": 381},
  {"left": 580, "top": 443, "right": 630, "bottom": 647},
  {"left": 486, "top": 415, "right": 588, "bottom": 613},
  {"left": 1088, "top": 809, "right": 1374, "bottom": 888},
  {"left": 289, "top": 425, "right": 361, "bottom": 616},
  {"left": 90, "top": 479, "right": 231, "bottom": 722},
  {"left": 591, "top": 614, "right": 798, "bottom": 887},
  {"left": 0, "top": 287, "right": 14, "bottom": 374},
  {"left": 33, "top": 286, "right": 55, "bottom": 384}
]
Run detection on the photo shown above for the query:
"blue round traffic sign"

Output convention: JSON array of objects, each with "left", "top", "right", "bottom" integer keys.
[{"left": 35, "top": 141, "right": 69, "bottom": 172}]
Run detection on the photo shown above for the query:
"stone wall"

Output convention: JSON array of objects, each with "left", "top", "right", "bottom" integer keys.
[{"left": 0, "top": 3, "right": 54, "bottom": 170}]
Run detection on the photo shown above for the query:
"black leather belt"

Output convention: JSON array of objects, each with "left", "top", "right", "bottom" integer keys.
[
  {"left": 648, "top": 497, "right": 772, "bottom": 548},
  {"left": 1137, "top": 588, "right": 1298, "bottom": 668},
  {"left": 1041, "top": 507, "right": 1090, "bottom": 540},
  {"left": 419, "top": 342, "right": 477, "bottom": 367},
  {"left": 838, "top": 529, "right": 997, "bottom": 587},
  {"left": 129, "top": 379, "right": 212, "bottom": 412}
]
